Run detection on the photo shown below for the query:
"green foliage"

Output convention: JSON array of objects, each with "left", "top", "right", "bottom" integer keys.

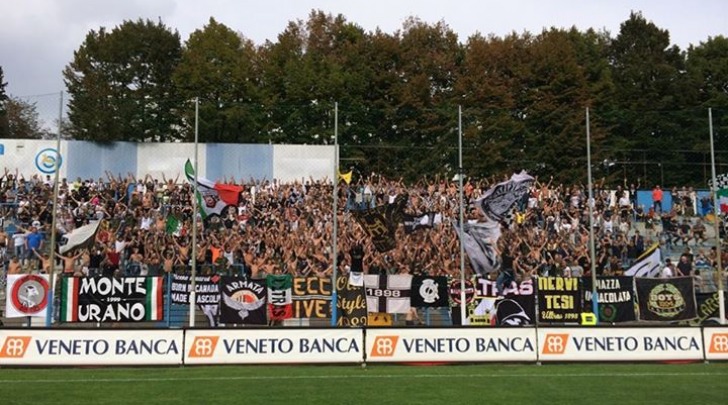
[
  {"left": 0, "top": 66, "right": 8, "bottom": 137},
  {"left": 59, "top": 11, "right": 728, "bottom": 186},
  {"left": 3, "top": 96, "right": 51, "bottom": 139},
  {"left": 173, "top": 18, "right": 264, "bottom": 143},
  {"left": 64, "top": 19, "right": 182, "bottom": 142}
]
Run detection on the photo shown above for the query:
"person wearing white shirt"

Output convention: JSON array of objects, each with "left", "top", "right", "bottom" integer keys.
[{"left": 660, "top": 259, "right": 674, "bottom": 278}]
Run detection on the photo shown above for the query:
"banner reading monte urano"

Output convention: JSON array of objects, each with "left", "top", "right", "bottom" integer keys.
[
  {"left": 60, "top": 277, "right": 163, "bottom": 322},
  {"left": 537, "top": 277, "right": 581, "bottom": 323}
]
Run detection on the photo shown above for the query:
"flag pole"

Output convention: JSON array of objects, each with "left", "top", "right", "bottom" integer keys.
[
  {"left": 331, "top": 102, "right": 339, "bottom": 327},
  {"left": 189, "top": 97, "right": 199, "bottom": 327},
  {"left": 46, "top": 90, "right": 63, "bottom": 327},
  {"left": 586, "top": 107, "right": 598, "bottom": 321},
  {"left": 458, "top": 105, "right": 467, "bottom": 325},
  {"left": 708, "top": 107, "right": 726, "bottom": 324}
]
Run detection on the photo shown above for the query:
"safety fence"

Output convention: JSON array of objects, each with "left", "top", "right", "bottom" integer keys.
[
  {"left": 3, "top": 273, "right": 727, "bottom": 329},
  {"left": 0, "top": 326, "right": 727, "bottom": 366}
]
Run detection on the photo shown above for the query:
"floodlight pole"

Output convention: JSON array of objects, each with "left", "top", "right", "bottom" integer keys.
[
  {"left": 189, "top": 98, "right": 199, "bottom": 327},
  {"left": 709, "top": 107, "right": 726, "bottom": 325},
  {"left": 46, "top": 90, "right": 63, "bottom": 327},
  {"left": 458, "top": 105, "right": 467, "bottom": 325},
  {"left": 331, "top": 102, "right": 339, "bottom": 326},
  {"left": 586, "top": 107, "right": 599, "bottom": 321}
]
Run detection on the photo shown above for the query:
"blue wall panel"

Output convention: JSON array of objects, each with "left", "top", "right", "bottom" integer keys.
[
  {"left": 205, "top": 144, "right": 273, "bottom": 182},
  {"left": 66, "top": 141, "right": 137, "bottom": 181}
]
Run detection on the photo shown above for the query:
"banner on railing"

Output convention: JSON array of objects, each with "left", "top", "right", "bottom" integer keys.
[
  {"left": 0, "top": 330, "right": 183, "bottom": 366},
  {"left": 366, "top": 328, "right": 537, "bottom": 362},
  {"left": 170, "top": 274, "right": 221, "bottom": 305},
  {"left": 582, "top": 277, "right": 636, "bottom": 323},
  {"left": 683, "top": 292, "right": 728, "bottom": 325},
  {"left": 454, "top": 278, "right": 536, "bottom": 326},
  {"left": 411, "top": 276, "right": 449, "bottom": 308},
  {"left": 60, "top": 277, "right": 164, "bottom": 322},
  {"left": 219, "top": 277, "right": 267, "bottom": 325},
  {"left": 336, "top": 276, "right": 367, "bottom": 326},
  {"left": 267, "top": 275, "right": 293, "bottom": 321},
  {"left": 538, "top": 327, "right": 703, "bottom": 362},
  {"left": 4, "top": 274, "right": 50, "bottom": 318},
  {"left": 292, "top": 277, "right": 331, "bottom": 319},
  {"left": 635, "top": 277, "right": 697, "bottom": 321},
  {"left": 365, "top": 274, "right": 412, "bottom": 314},
  {"left": 184, "top": 329, "right": 363, "bottom": 364},
  {"left": 537, "top": 277, "right": 581, "bottom": 323}
]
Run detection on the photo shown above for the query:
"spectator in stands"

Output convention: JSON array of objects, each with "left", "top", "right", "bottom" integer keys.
[
  {"left": 661, "top": 259, "right": 675, "bottom": 278},
  {"left": 652, "top": 185, "right": 663, "bottom": 214},
  {"left": 676, "top": 253, "right": 693, "bottom": 277}
]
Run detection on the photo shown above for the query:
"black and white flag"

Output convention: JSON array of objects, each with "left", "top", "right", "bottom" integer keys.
[
  {"left": 708, "top": 173, "right": 728, "bottom": 190},
  {"left": 60, "top": 220, "right": 102, "bottom": 254},
  {"left": 623, "top": 244, "right": 661, "bottom": 278},
  {"left": 453, "top": 220, "right": 501, "bottom": 276},
  {"left": 403, "top": 212, "right": 435, "bottom": 234},
  {"left": 475, "top": 171, "right": 534, "bottom": 222},
  {"left": 364, "top": 275, "right": 412, "bottom": 313},
  {"left": 411, "top": 276, "right": 448, "bottom": 307}
]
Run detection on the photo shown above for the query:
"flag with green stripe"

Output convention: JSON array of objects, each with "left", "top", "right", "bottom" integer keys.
[
  {"left": 60, "top": 277, "right": 79, "bottom": 322},
  {"left": 145, "top": 277, "right": 164, "bottom": 321}
]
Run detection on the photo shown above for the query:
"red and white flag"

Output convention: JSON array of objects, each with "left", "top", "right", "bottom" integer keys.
[{"left": 185, "top": 159, "right": 242, "bottom": 218}]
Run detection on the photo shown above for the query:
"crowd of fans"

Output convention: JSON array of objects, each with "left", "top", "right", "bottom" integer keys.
[{"left": 0, "top": 167, "right": 726, "bottom": 293}]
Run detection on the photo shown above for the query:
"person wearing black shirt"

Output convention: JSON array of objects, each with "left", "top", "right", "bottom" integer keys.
[{"left": 350, "top": 244, "right": 364, "bottom": 273}]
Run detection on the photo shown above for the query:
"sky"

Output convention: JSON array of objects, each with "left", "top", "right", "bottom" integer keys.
[{"left": 1, "top": 0, "right": 726, "bottom": 113}]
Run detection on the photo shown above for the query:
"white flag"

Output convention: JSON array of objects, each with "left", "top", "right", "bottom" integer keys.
[{"left": 624, "top": 244, "right": 662, "bottom": 278}]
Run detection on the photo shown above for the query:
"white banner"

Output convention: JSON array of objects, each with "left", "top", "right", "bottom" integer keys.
[
  {"left": 5, "top": 274, "right": 50, "bottom": 318},
  {"left": 365, "top": 328, "right": 537, "bottom": 362},
  {"left": 537, "top": 327, "right": 704, "bottom": 362},
  {"left": 0, "top": 330, "right": 183, "bottom": 366},
  {"left": 703, "top": 327, "right": 728, "bottom": 361},
  {"left": 184, "top": 329, "right": 363, "bottom": 365}
]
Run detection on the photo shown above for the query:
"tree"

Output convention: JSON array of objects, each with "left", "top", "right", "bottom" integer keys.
[
  {"left": 608, "top": 12, "right": 692, "bottom": 185},
  {"left": 173, "top": 18, "right": 264, "bottom": 143},
  {"left": 0, "top": 66, "right": 8, "bottom": 138},
  {"left": 259, "top": 11, "right": 370, "bottom": 145},
  {"left": 64, "top": 19, "right": 182, "bottom": 142},
  {"left": 4, "top": 96, "right": 51, "bottom": 139}
]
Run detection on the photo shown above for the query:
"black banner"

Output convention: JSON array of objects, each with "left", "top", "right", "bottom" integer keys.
[
  {"left": 336, "top": 276, "right": 367, "bottom": 326},
  {"left": 682, "top": 292, "right": 728, "bottom": 325},
  {"left": 451, "top": 278, "right": 535, "bottom": 326},
  {"left": 170, "top": 274, "right": 221, "bottom": 305},
  {"left": 636, "top": 277, "right": 697, "bottom": 321},
  {"left": 481, "top": 278, "right": 535, "bottom": 326},
  {"left": 170, "top": 274, "right": 221, "bottom": 326},
  {"left": 352, "top": 194, "right": 407, "bottom": 252},
  {"left": 292, "top": 277, "right": 331, "bottom": 318},
  {"left": 61, "top": 276, "right": 163, "bottom": 322},
  {"left": 537, "top": 277, "right": 581, "bottom": 323},
  {"left": 219, "top": 277, "right": 267, "bottom": 325},
  {"left": 582, "top": 276, "right": 636, "bottom": 323},
  {"left": 411, "top": 276, "right": 449, "bottom": 308}
]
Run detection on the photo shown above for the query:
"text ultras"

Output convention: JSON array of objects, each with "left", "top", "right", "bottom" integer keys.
[{"left": 538, "top": 277, "right": 580, "bottom": 321}]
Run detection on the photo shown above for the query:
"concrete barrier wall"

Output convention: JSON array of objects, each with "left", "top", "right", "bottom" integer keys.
[{"left": 0, "top": 139, "right": 334, "bottom": 182}]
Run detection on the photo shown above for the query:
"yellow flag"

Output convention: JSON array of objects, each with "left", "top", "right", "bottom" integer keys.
[{"left": 338, "top": 170, "right": 353, "bottom": 185}]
